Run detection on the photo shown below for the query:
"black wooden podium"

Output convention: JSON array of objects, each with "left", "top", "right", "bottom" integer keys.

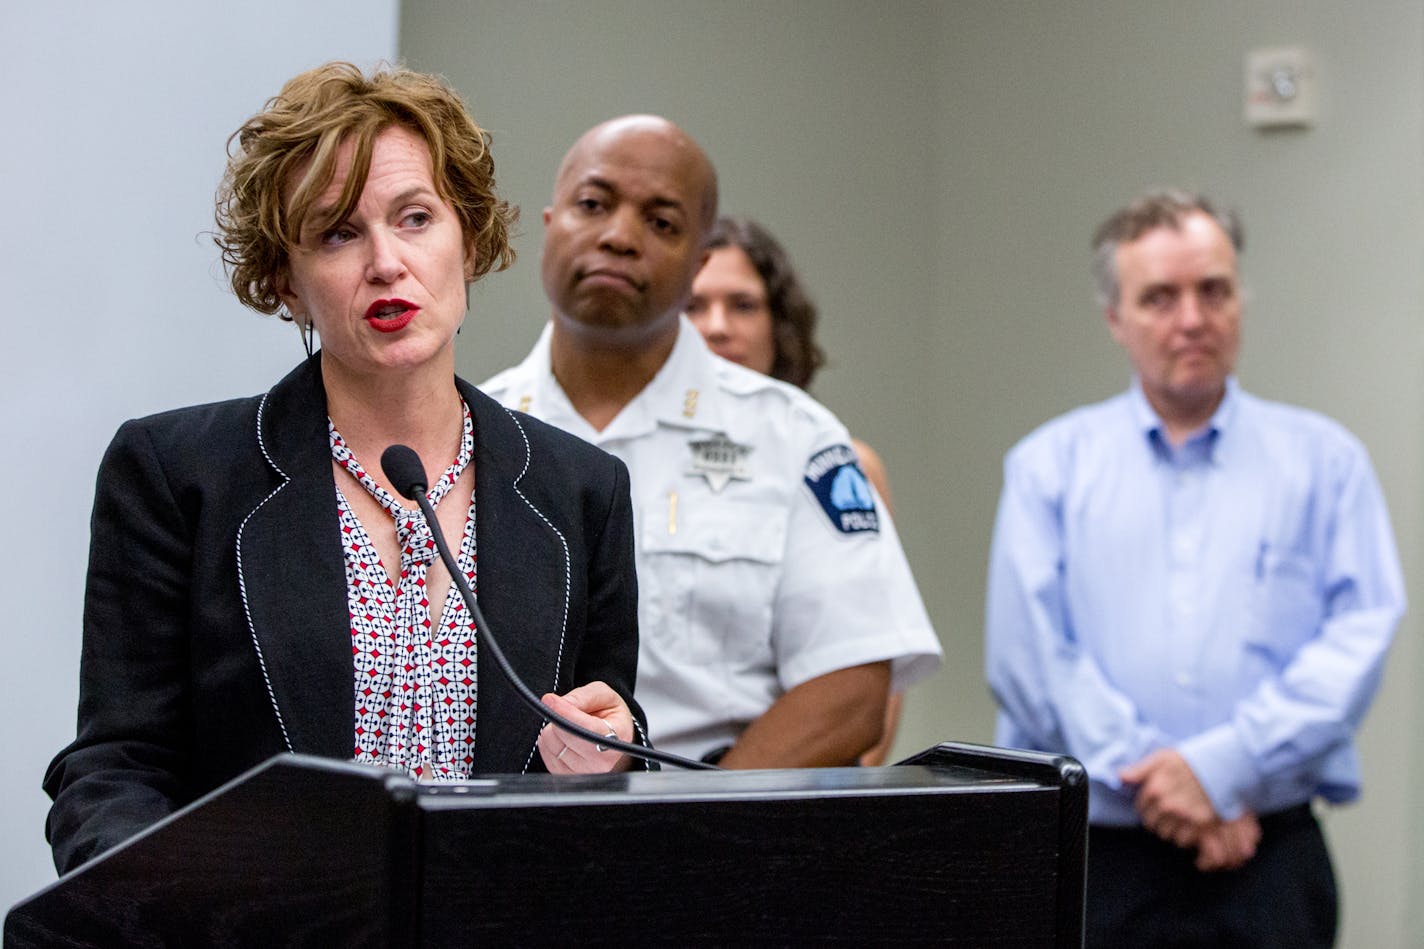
[{"left": 5, "top": 742, "right": 1085, "bottom": 947}]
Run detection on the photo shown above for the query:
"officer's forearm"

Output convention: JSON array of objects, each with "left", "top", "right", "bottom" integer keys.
[{"left": 719, "top": 661, "right": 890, "bottom": 769}]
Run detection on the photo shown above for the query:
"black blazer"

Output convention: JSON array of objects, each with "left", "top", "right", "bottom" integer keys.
[{"left": 44, "top": 356, "right": 644, "bottom": 873}]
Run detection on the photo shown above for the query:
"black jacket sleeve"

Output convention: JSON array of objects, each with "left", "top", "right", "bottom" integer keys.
[{"left": 44, "top": 420, "right": 196, "bottom": 874}]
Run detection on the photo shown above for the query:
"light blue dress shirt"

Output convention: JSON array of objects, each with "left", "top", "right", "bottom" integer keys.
[{"left": 986, "top": 379, "right": 1405, "bottom": 826}]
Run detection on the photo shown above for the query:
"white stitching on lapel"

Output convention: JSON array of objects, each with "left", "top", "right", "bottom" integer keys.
[
  {"left": 503, "top": 408, "right": 573, "bottom": 772},
  {"left": 235, "top": 391, "right": 295, "bottom": 753}
]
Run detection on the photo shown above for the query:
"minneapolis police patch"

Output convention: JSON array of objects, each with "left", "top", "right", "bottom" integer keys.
[{"left": 803, "top": 444, "right": 879, "bottom": 534}]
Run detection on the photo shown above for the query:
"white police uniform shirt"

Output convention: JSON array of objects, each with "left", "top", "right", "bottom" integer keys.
[{"left": 482, "top": 316, "right": 942, "bottom": 761}]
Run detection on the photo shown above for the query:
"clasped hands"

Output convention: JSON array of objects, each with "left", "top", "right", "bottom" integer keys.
[
  {"left": 535, "top": 681, "right": 635, "bottom": 775},
  {"left": 1120, "top": 749, "right": 1260, "bottom": 872}
]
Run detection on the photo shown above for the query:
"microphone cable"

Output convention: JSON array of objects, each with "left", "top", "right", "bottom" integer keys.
[{"left": 381, "top": 444, "right": 719, "bottom": 772}]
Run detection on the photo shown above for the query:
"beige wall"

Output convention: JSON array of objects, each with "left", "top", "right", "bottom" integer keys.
[{"left": 401, "top": 3, "right": 1424, "bottom": 944}]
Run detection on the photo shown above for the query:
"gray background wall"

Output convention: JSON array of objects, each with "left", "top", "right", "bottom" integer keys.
[
  {"left": 0, "top": 0, "right": 398, "bottom": 915},
  {"left": 402, "top": 2, "right": 1424, "bottom": 946}
]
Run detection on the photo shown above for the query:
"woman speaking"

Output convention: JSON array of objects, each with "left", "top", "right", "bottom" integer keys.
[{"left": 44, "top": 62, "right": 646, "bottom": 874}]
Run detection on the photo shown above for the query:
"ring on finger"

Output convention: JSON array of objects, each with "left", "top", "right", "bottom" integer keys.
[{"left": 596, "top": 720, "right": 618, "bottom": 753}]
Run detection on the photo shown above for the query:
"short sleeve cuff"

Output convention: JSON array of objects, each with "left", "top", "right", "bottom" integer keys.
[
  {"left": 777, "top": 634, "right": 941, "bottom": 695},
  {"left": 889, "top": 648, "right": 943, "bottom": 693}
]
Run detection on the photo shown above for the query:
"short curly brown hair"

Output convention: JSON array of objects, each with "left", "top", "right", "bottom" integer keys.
[{"left": 215, "top": 61, "right": 517, "bottom": 315}]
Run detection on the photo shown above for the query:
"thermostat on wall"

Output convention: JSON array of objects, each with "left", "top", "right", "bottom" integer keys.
[{"left": 1244, "top": 46, "right": 1316, "bottom": 128}]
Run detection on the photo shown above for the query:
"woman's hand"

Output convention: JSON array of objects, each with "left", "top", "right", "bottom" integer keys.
[{"left": 537, "top": 681, "right": 635, "bottom": 774}]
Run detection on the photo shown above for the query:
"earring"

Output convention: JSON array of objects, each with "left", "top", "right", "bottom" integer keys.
[{"left": 298, "top": 316, "right": 315, "bottom": 358}]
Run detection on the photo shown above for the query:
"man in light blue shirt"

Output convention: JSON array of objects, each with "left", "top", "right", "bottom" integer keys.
[{"left": 985, "top": 190, "right": 1404, "bottom": 948}]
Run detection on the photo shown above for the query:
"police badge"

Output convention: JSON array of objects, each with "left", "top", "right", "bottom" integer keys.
[{"left": 686, "top": 433, "right": 752, "bottom": 492}]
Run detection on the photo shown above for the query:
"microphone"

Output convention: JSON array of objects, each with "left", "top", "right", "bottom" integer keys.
[
  {"left": 381, "top": 443, "right": 431, "bottom": 497},
  {"left": 380, "top": 444, "right": 717, "bottom": 771}
]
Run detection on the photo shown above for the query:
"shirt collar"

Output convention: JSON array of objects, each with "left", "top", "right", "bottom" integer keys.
[
  {"left": 513, "top": 315, "right": 729, "bottom": 443},
  {"left": 1129, "top": 376, "right": 1240, "bottom": 464},
  {"left": 636, "top": 316, "right": 729, "bottom": 433}
]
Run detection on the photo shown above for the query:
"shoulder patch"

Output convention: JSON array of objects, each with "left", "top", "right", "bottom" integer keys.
[{"left": 803, "top": 444, "right": 879, "bottom": 534}]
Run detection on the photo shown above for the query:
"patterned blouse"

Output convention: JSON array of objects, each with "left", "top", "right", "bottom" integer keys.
[{"left": 330, "top": 404, "right": 479, "bottom": 780}]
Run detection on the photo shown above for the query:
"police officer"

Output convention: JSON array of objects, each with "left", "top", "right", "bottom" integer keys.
[{"left": 483, "top": 115, "right": 941, "bottom": 766}]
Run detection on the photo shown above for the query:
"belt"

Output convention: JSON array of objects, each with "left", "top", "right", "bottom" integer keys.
[
  {"left": 1092, "top": 802, "right": 1316, "bottom": 838},
  {"left": 1257, "top": 802, "right": 1315, "bottom": 835}
]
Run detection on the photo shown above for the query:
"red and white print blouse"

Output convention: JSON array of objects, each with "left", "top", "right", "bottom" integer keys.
[{"left": 330, "top": 405, "right": 479, "bottom": 780}]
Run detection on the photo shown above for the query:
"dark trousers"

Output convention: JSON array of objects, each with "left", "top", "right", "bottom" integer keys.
[{"left": 1086, "top": 805, "right": 1337, "bottom": 949}]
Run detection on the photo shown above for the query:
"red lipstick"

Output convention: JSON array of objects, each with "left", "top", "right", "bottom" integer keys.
[{"left": 365, "top": 298, "right": 418, "bottom": 333}]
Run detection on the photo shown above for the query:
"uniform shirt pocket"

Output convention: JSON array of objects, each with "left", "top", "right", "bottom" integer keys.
[{"left": 639, "top": 499, "right": 788, "bottom": 664}]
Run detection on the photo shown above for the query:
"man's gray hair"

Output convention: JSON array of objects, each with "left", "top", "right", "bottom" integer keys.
[{"left": 1091, "top": 189, "right": 1244, "bottom": 310}]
